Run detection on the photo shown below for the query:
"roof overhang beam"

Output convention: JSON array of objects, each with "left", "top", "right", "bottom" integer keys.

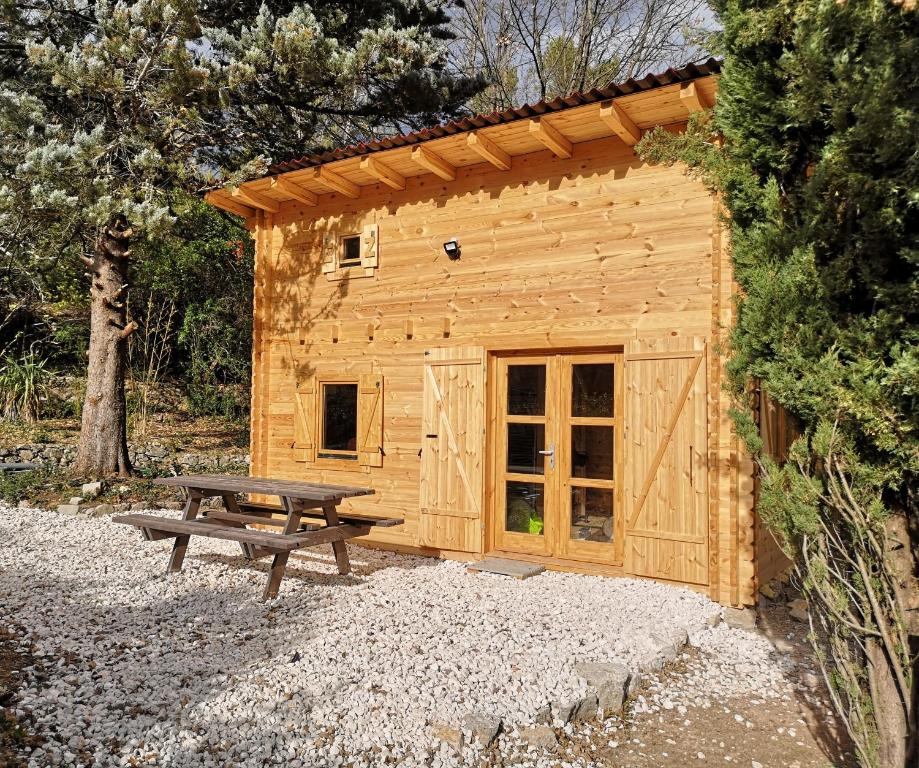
[
  {"left": 360, "top": 156, "right": 406, "bottom": 190},
  {"left": 528, "top": 117, "right": 573, "bottom": 159},
  {"left": 680, "top": 82, "right": 714, "bottom": 113},
  {"left": 411, "top": 145, "right": 456, "bottom": 181},
  {"left": 599, "top": 101, "right": 641, "bottom": 146},
  {"left": 230, "top": 186, "right": 279, "bottom": 213},
  {"left": 312, "top": 166, "right": 360, "bottom": 198},
  {"left": 271, "top": 176, "right": 317, "bottom": 206},
  {"left": 467, "top": 131, "right": 511, "bottom": 170},
  {"left": 205, "top": 191, "right": 256, "bottom": 219}
]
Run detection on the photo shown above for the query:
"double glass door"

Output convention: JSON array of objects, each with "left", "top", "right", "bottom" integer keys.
[{"left": 493, "top": 352, "right": 623, "bottom": 563}]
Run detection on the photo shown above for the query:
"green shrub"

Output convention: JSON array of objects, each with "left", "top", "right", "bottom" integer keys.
[
  {"left": 0, "top": 467, "right": 61, "bottom": 504},
  {"left": 0, "top": 352, "right": 52, "bottom": 423}
]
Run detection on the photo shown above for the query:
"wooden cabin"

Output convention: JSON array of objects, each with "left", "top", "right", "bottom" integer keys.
[{"left": 207, "top": 59, "right": 777, "bottom": 607}]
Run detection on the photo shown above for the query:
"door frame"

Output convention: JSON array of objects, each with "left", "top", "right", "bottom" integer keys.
[{"left": 485, "top": 347, "right": 625, "bottom": 567}]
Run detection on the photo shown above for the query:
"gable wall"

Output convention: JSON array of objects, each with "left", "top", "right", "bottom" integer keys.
[{"left": 249, "top": 132, "right": 756, "bottom": 605}]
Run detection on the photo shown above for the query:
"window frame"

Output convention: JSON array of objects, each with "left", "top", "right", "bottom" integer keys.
[
  {"left": 316, "top": 377, "right": 360, "bottom": 467},
  {"left": 321, "top": 223, "right": 379, "bottom": 281},
  {"left": 339, "top": 233, "right": 362, "bottom": 268}
]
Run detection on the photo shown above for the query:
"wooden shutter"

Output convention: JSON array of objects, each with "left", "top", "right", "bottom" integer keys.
[
  {"left": 623, "top": 337, "right": 709, "bottom": 585},
  {"left": 293, "top": 381, "right": 316, "bottom": 463},
  {"left": 418, "top": 346, "right": 485, "bottom": 552},
  {"left": 358, "top": 373, "right": 384, "bottom": 467},
  {"left": 361, "top": 223, "right": 379, "bottom": 273},
  {"left": 321, "top": 233, "right": 336, "bottom": 276}
]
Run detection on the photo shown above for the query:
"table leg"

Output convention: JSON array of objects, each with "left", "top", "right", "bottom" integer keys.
[
  {"left": 322, "top": 501, "right": 351, "bottom": 575},
  {"left": 221, "top": 493, "right": 252, "bottom": 559},
  {"left": 167, "top": 493, "right": 201, "bottom": 573},
  {"left": 258, "top": 496, "right": 304, "bottom": 600},
  {"left": 263, "top": 551, "right": 291, "bottom": 601}
]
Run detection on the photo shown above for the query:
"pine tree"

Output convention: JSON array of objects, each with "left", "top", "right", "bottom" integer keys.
[
  {"left": 637, "top": 1, "right": 918, "bottom": 764},
  {"left": 0, "top": 0, "right": 480, "bottom": 477}
]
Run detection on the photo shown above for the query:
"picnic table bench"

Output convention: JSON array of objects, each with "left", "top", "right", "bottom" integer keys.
[{"left": 114, "top": 474, "right": 402, "bottom": 600}]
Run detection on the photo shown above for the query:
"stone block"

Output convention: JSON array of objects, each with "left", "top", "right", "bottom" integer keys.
[
  {"left": 787, "top": 598, "right": 808, "bottom": 623},
  {"left": 91, "top": 503, "right": 115, "bottom": 517},
  {"left": 551, "top": 699, "right": 577, "bottom": 725},
  {"left": 68, "top": 497, "right": 83, "bottom": 506},
  {"left": 574, "top": 662, "right": 630, "bottom": 715},
  {"left": 571, "top": 691, "right": 598, "bottom": 722},
  {"left": 461, "top": 713, "right": 501, "bottom": 747},
  {"left": 723, "top": 607, "right": 757, "bottom": 631},
  {"left": 520, "top": 726, "right": 557, "bottom": 750},
  {"left": 57, "top": 504, "right": 80, "bottom": 516},
  {"left": 81, "top": 481, "right": 103, "bottom": 499},
  {"left": 432, "top": 724, "right": 464, "bottom": 753}
]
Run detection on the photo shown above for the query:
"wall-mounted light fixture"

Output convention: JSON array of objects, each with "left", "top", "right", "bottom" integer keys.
[{"left": 443, "top": 238, "right": 461, "bottom": 260}]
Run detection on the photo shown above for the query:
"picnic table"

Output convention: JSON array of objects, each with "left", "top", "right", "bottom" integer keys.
[{"left": 114, "top": 474, "right": 402, "bottom": 600}]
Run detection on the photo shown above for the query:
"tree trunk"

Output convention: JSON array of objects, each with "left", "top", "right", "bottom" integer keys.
[
  {"left": 867, "top": 636, "right": 909, "bottom": 767},
  {"left": 72, "top": 216, "right": 136, "bottom": 478}
]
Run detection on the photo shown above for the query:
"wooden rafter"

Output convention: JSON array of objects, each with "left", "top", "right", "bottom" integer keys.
[
  {"left": 312, "top": 167, "right": 360, "bottom": 198},
  {"left": 360, "top": 156, "right": 406, "bottom": 190},
  {"left": 680, "top": 82, "right": 713, "bottom": 113},
  {"left": 271, "top": 176, "right": 317, "bottom": 206},
  {"left": 528, "top": 118, "right": 572, "bottom": 158},
  {"left": 205, "top": 191, "right": 256, "bottom": 219},
  {"left": 411, "top": 145, "right": 456, "bottom": 181},
  {"left": 231, "top": 186, "right": 279, "bottom": 213},
  {"left": 466, "top": 131, "right": 511, "bottom": 170},
  {"left": 599, "top": 101, "right": 641, "bottom": 146}
]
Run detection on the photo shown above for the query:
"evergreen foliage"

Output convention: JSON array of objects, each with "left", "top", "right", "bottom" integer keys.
[
  {"left": 0, "top": 0, "right": 481, "bottom": 473},
  {"left": 637, "top": 1, "right": 918, "bottom": 764}
]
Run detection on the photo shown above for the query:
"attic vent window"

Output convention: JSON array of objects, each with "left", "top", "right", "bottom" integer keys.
[{"left": 340, "top": 235, "right": 362, "bottom": 267}]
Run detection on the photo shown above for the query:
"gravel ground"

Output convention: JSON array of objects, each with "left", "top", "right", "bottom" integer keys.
[{"left": 0, "top": 504, "right": 829, "bottom": 767}]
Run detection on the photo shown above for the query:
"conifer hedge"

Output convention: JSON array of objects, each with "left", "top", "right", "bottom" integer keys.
[{"left": 638, "top": 1, "right": 917, "bottom": 764}]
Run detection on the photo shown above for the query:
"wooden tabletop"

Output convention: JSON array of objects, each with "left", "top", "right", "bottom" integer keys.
[{"left": 153, "top": 474, "right": 374, "bottom": 502}]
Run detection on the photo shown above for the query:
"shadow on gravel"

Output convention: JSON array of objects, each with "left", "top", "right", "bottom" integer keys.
[
  {"left": 190, "top": 542, "right": 440, "bottom": 589},
  {"left": 0, "top": 565, "right": 377, "bottom": 764},
  {"left": 756, "top": 602, "right": 856, "bottom": 766}
]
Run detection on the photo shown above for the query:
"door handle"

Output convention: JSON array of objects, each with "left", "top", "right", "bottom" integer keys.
[{"left": 538, "top": 443, "right": 555, "bottom": 469}]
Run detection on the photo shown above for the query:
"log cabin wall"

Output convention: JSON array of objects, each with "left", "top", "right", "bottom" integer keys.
[{"left": 222, "top": 68, "right": 759, "bottom": 606}]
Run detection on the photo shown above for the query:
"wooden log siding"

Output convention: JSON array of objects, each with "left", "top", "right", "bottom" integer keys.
[{"left": 227, "top": 72, "right": 759, "bottom": 605}]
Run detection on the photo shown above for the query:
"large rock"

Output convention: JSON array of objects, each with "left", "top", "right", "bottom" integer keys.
[
  {"left": 551, "top": 699, "right": 577, "bottom": 725},
  {"left": 432, "top": 724, "right": 463, "bottom": 753},
  {"left": 57, "top": 504, "right": 80, "bottom": 516},
  {"left": 787, "top": 598, "right": 808, "bottom": 623},
  {"left": 461, "top": 713, "right": 501, "bottom": 747},
  {"left": 574, "top": 662, "right": 631, "bottom": 715},
  {"left": 520, "top": 725, "right": 557, "bottom": 750},
  {"left": 723, "top": 607, "right": 757, "bottom": 631},
  {"left": 571, "top": 691, "right": 598, "bottom": 722},
  {"left": 81, "top": 481, "right": 103, "bottom": 499},
  {"left": 91, "top": 503, "right": 115, "bottom": 517}
]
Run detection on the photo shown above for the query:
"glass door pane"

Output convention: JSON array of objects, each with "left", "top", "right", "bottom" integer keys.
[
  {"left": 560, "top": 353, "right": 622, "bottom": 563},
  {"left": 494, "top": 357, "right": 554, "bottom": 556},
  {"left": 570, "top": 487, "right": 614, "bottom": 542},
  {"left": 506, "top": 481, "right": 545, "bottom": 535}
]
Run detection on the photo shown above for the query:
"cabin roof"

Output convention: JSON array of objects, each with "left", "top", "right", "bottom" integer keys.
[{"left": 209, "top": 58, "right": 721, "bottom": 220}]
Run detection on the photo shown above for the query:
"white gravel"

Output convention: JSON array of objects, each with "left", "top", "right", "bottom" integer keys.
[{"left": 0, "top": 504, "right": 789, "bottom": 767}]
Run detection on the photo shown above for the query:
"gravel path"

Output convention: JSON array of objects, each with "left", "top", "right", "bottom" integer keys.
[{"left": 0, "top": 504, "right": 793, "bottom": 767}]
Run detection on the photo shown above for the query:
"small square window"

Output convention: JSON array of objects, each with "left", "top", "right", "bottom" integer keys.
[
  {"left": 319, "top": 382, "right": 358, "bottom": 461},
  {"left": 340, "top": 235, "right": 362, "bottom": 267}
]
